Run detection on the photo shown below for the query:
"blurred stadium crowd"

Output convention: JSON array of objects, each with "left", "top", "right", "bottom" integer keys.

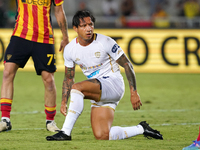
[{"left": 1, "top": 0, "right": 200, "bottom": 28}]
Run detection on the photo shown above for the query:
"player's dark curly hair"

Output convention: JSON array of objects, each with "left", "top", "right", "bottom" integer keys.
[{"left": 72, "top": 10, "right": 95, "bottom": 28}]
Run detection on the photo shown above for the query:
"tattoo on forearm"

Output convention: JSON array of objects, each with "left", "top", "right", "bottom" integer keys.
[
  {"left": 59, "top": 19, "right": 68, "bottom": 35},
  {"left": 125, "top": 64, "right": 137, "bottom": 91},
  {"left": 59, "top": 20, "right": 68, "bottom": 37},
  {"left": 117, "top": 54, "right": 137, "bottom": 91},
  {"left": 62, "top": 79, "right": 73, "bottom": 103},
  {"left": 62, "top": 67, "right": 75, "bottom": 103},
  {"left": 66, "top": 67, "right": 75, "bottom": 79}
]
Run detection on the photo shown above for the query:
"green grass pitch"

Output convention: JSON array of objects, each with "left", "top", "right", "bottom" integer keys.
[{"left": 0, "top": 71, "right": 199, "bottom": 150}]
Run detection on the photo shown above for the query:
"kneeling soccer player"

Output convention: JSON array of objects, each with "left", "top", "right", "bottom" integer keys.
[{"left": 46, "top": 10, "right": 163, "bottom": 141}]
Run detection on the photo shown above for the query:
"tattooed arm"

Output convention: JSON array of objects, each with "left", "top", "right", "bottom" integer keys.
[
  {"left": 116, "top": 54, "right": 142, "bottom": 110},
  {"left": 60, "top": 66, "right": 75, "bottom": 116},
  {"left": 54, "top": 4, "right": 69, "bottom": 51}
]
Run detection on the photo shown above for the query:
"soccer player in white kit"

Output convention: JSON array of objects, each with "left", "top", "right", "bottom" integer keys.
[{"left": 46, "top": 10, "right": 163, "bottom": 141}]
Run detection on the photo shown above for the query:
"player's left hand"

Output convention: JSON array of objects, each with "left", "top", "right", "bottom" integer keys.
[{"left": 130, "top": 90, "right": 142, "bottom": 110}]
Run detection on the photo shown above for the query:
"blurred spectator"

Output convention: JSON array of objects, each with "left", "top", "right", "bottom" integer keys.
[
  {"left": 0, "top": 0, "right": 8, "bottom": 28},
  {"left": 115, "top": 15, "right": 127, "bottom": 27},
  {"left": 8, "top": 0, "right": 16, "bottom": 18},
  {"left": 183, "top": 0, "right": 200, "bottom": 19},
  {"left": 152, "top": 4, "right": 168, "bottom": 18},
  {"left": 176, "top": 0, "right": 187, "bottom": 16},
  {"left": 101, "top": 0, "right": 119, "bottom": 16},
  {"left": 148, "top": 0, "right": 168, "bottom": 16},
  {"left": 151, "top": 3, "right": 170, "bottom": 28},
  {"left": 183, "top": 0, "right": 200, "bottom": 27},
  {"left": 78, "top": 1, "right": 91, "bottom": 12},
  {"left": 116, "top": 0, "right": 138, "bottom": 28},
  {"left": 120, "top": 0, "right": 136, "bottom": 17}
]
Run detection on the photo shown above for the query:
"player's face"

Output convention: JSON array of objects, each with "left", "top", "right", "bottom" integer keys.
[{"left": 74, "top": 17, "right": 94, "bottom": 46}]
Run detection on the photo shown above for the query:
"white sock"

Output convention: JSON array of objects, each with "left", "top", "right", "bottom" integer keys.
[
  {"left": 1, "top": 117, "right": 10, "bottom": 122},
  {"left": 61, "top": 89, "right": 84, "bottom": 135},
  {"left": 109, "top": 125, "right": 144, "bottom": 140}
]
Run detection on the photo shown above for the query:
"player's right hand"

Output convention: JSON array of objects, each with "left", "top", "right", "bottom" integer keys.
[
  {"left": 60, "top": 101, "right": 67, "bottom": 116},
  {"left": 59, "top": 38, "right": 69, "bottom": 52},
  {"left": 130, "top": 90, "right": 142, "bottom": 110}
]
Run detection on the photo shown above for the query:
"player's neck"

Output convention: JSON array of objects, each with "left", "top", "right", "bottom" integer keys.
[{"left": 78, "top": 34, "right": 95, "bottom": 46}]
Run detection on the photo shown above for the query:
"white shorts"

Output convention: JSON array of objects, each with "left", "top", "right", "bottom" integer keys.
[{"left": 90, "top": 73, "right": 125, "bottom": 111}]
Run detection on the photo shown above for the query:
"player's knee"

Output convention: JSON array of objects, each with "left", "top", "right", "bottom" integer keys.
[
  {"left": 71, "top": 83, "right": 82, "bottom": 91},
  {"left": 94, "top": 130, "right": 110, "bottom": 140},
  {"left": 47, "top": 79, "right": 55, "bottom": 89},
  {"left": 43, "top": 74, "right": 55, "bottom": 91},
  {"left": 3, "top": 69, "right": 15, "bottom": 81}
]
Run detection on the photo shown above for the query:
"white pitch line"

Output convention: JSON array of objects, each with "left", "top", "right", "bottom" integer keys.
[
  {"left": 11, "top": 111, "right": 43, "bottom": 114},
  {"left": 10, "top": 122, "right": 200, "bottom": 131},
  {"left": 12, "top": 126, "right": 92, "bottom": 131},
  {"left": 10, "top": 109, "right": 199, "bottom": 115}
]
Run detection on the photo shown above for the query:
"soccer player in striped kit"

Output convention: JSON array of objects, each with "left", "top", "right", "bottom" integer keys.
[{"left": 0, "top": 0, "right": 69, "bottom": 132}]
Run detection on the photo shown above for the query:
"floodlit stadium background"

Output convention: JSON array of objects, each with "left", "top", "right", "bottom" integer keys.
[{"left": 0, "top": 0, "right": 199, "bottom": 73}]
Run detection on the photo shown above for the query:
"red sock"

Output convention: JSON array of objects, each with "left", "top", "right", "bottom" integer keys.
[
  {"left": 0, "top": 98, "right": 12, "bottom": 118},
  {"left": 197, "top": 126, "right": 200, "bottom": 141},
  {"left": 45, "top": 105, "right": 56, "bottom": 120}
]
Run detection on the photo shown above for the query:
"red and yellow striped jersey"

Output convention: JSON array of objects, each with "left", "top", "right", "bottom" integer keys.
[{"left": 12, "top": 0, "right": 63, "bottom": 44}]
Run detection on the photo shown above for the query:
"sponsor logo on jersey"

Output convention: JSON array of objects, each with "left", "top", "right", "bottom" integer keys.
[
  {"left": 87, "top": 69, "right": 100, "bottom": 78},
  {"left": 80, "top": 64, "right": 87, "bottom": 70},
  {"left": 80, "top": 63, "right": 103, "bottom": 70},
  {"left": 111, "top": 44, "right": 120, "bottom": 53},
  {"left": 21, "top": 0, "right": 50, "bottom": 6}
]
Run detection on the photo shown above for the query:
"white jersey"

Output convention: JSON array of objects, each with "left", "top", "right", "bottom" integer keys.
[{"left": 63, "top": 33, "right": 124, "bottom": 79}]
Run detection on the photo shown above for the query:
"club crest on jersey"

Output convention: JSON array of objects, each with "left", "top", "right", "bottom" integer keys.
[
  {"left": 95, "top": 52, "right": 101, "bottom": 58},
  {"left": 112, "top": 44, "right": 120, "bottom": 53}
]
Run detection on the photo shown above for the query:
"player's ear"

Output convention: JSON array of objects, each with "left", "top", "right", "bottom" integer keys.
[{"left": 73, "top": 26, "right": 78, "bottom": 33}]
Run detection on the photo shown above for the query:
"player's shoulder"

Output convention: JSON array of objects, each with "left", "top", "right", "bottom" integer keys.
[
  {"left": 64, "top": 38, "right": 77, "bottom": 50},
  {"left": 95, "top": 33, "right": 111, "bottom": 41},
  {"left": 63, "top": 38, "right": 77, "bottom": 56},
  {"left": 67, "top": 38, "right": 77, "bottom": 47},
  {"left": 95, "top": 33, "right": 114, "bottom": 44}
]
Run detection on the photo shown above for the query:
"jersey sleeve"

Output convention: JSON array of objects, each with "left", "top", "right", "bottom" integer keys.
[
  {"left": 103, "top": 36, "right": 124, "bottom": 61},
  {"left": 52, "top": 0, "right": 64, "bottom": 6},
  {"left": 63, "top": 46, "right": 75, "bottom": 68}
]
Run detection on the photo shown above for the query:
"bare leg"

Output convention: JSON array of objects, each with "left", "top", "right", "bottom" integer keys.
[
  {"left": 1, "top": 63, "right": 19, "bottom": 99},
  {"left": 41, "top": 71, "right": 56, "bottom": 107},
  {"left": 91, "top": 107, "right": 114, "bottom": 140},
  {"left": 41, "top": 71, "right": 59, "bottom": 132},
  {"left": 1, "top": 63, "right": 19, "bottom": 119}
]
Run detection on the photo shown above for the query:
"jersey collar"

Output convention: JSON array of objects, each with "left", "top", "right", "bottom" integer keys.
[{"left": 76, "top": 33, "right": 97, "bottom": 44}]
